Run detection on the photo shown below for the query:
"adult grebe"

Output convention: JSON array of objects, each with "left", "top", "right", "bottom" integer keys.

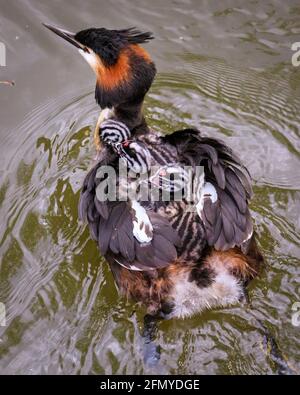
[{"left": 43, "top": 23, "right": 263, "bottom": 323}]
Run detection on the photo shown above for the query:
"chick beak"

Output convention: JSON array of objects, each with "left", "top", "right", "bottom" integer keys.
[
  {"left": 113, "top": 142, "right": 123, "bottom": 156},
  {"left": 42, "top": 23, "right": 88, "bottom": 52},
  {"left": 0, "top": 80, "right": 15, "bottom": 86}
]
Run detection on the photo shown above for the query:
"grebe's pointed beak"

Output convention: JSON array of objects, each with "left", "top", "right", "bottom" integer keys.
[{"left": 42, "top": 23, "right": 87, "bottom": 52}]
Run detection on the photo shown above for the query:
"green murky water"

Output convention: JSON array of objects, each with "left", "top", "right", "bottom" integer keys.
[{"left": 0, "top": 0, "right": 300, "bottom": 374}]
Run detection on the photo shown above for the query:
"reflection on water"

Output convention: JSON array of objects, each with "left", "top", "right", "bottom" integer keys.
[{"left": 0, "top": 0, "right": 300, "bottom": 374}]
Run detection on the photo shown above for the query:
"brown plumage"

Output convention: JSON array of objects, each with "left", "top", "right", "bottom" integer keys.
[{"left": 108, "top": 238, "right": 262, "bottom": 318}]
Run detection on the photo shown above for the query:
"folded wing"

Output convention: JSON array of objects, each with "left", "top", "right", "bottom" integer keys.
[
  {"left": 79, "top": 159, "right": 181, "bottom": 270},
  {"left": 163, "top": 129, "right": 253, "bottom": 251}
]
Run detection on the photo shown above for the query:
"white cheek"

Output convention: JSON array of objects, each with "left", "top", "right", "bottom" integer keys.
[{"left": 78, "top": 49, "right": 99, "bottom": 71}]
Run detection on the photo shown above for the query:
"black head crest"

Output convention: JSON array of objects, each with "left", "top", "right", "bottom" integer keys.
[{"left": 75, "top": 27, "right": 154, "bottom": 66}]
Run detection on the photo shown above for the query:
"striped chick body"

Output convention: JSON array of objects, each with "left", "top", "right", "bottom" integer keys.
[{"left": 85, "top": 119, "right": 263, "bottom": 319}]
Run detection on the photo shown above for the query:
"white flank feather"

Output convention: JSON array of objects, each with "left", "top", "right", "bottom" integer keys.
[
  {"left": 196, "top": 182, "right": 218, "bottom": 219},
  {"left": 131, "top": 200, "right": 153, "bottom": 243}
]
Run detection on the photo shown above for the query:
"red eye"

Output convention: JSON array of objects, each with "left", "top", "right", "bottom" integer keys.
[{"left": 122, "top": 140, "right": 130, "bottom": 147}]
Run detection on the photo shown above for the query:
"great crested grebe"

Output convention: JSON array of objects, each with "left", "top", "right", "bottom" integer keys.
[{"left": 43, "top": 24, "right": 263, "bottom": 326}]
